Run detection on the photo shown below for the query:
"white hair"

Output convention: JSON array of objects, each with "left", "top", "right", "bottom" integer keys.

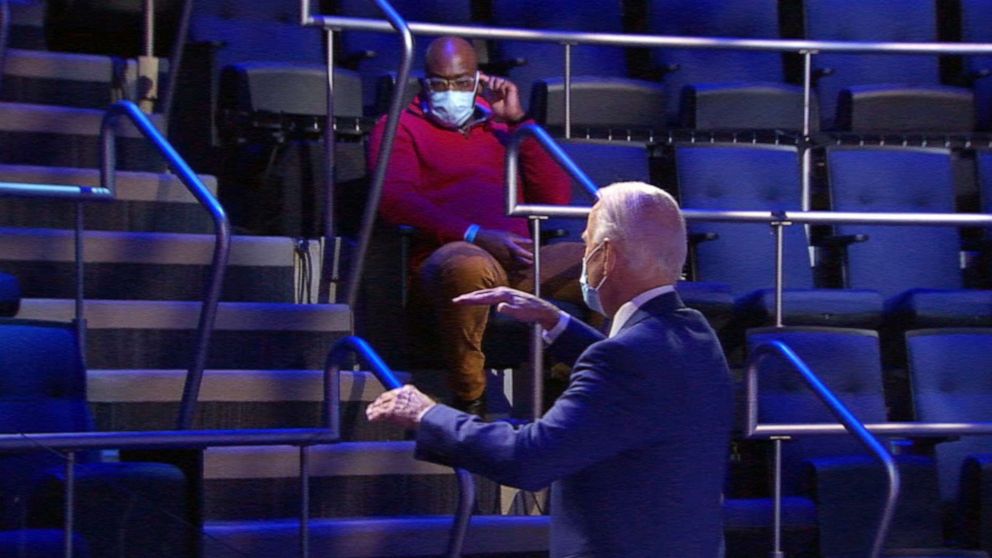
[{"left": 592, "top": 181, "right": 686, "bottom": 281}]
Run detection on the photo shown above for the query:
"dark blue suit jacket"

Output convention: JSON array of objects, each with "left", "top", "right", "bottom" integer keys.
[{"left": 416, "top": 291, "right": 733, "bottom": 557}]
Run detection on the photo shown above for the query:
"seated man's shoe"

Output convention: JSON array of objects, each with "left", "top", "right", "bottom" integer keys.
[{"left": 452, "top": 396, "right": 487, "bottom": 418}]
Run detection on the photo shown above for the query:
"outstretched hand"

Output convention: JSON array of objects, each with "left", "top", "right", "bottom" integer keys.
[
  {"left": 479, "top": 73, "right": 526, "bottom": 124},
  {"left": 366, "top": 385, "right": 436, "bottom": 430},
  {"left": 453, "top": 286, "right": 561, "bottom": 331}
]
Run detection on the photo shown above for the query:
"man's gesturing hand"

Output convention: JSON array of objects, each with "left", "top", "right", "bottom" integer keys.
[
  {"left": 479, "top": 73, "right": 526, "bottom": 124},
  {"left": 453, "top": 286, "right": 561, "bottom": 331},
  {"left": 366, "top": 385, "right": 436, "bottom": 430},
  {"left": 474, "top": 228, "right": 534, "bottom": 269}
]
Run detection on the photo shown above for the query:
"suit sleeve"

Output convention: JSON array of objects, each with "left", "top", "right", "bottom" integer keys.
[
  {"left": 547, "top": 316, "right": 605, "bottom": 367},
  {"left": 415, "top": 341, "right": 650, "bottom": 491},
  {"left": 371, "top": 116, "right": 474, "bottom": 244}
]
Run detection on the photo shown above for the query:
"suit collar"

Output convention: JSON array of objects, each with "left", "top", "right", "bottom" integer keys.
[{"left": 615, "top": 290, "right": 685, "bottom": 335}]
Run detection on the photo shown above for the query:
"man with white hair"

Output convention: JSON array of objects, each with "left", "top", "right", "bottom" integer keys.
[{"left": 367, "top": 182, "right": 733, "bottom": 557}]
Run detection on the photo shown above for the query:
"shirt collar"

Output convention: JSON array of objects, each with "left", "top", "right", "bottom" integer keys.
[{"left": 608, "top": 284, "right": 676, "bottom": 338}]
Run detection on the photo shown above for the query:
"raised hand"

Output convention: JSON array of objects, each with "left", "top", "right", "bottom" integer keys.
[
  {"left": 453, "top": 286, "right": 561, "bottom": 331},
  {"left": 478, "top": 73, "right": 526, "bottom": 124}
]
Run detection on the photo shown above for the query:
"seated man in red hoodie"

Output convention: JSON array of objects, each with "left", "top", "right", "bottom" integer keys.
[{"left": 369, "top": 36, "right": 583, "bottom": 414}]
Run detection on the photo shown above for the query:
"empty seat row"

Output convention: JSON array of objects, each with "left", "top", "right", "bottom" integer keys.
[{"left": 739, "top": 325, "right": 992, "bottom": 556}]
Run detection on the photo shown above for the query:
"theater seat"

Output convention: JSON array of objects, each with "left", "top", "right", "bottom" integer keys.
[
  {"left": 529, "top": 77, "right": 667, "bottom": 135},
  {"left": 835, "top": 85, "right": 976, "bottom": 133},
  {"left": 489, "top": 0, "right": 631, "bottom": 107},
  {"left": 680, "top": 82, "right": 813, "bottom": 131},
  {"left": 824, "top": 146, "right": 992, "bottom": 364},
  {"left": 674, "top": 143, "right": 883, "bottom": 360},
  {"left": 907, "top": 329, "right": 992, "bottom": 552},
  {"left": 746, "top": 327, "right": 953, "bottom": 557},
  {"left": 0, "top": 273, "right": 19, "bottom": 317},
  {"left": 648, "top": 0, "right": 790, "bottom": 126},
  {"left": 0, "top": 319, "right": 193, "bottom": 558}
]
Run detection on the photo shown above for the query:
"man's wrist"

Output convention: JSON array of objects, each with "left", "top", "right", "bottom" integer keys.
[
  {"left": 415, "top": 402, "right": 438, "bottom": 424},
  {"left": 505, "top": 112, "right": 528, "bottom": 126}
]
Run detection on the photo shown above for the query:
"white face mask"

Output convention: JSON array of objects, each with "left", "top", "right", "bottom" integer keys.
[
  {"left": 427, "top": 88, "right": 477, "bottom": 129},
  {"left": 580, "top": 241, "right": 608, "bottom": 315},
  {"left": 427, "top": 72, "right": 479, "bottom": 128}
]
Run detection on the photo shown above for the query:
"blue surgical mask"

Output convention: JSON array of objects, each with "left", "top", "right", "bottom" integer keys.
[
  {"left": 580, "top": 242, "right": 608, "bottom": 315},
  {"left": 427, "top": 89, "right": 477, "bottom": 129}
]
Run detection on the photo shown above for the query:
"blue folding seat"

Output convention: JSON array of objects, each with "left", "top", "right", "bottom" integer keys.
[
  {"left": 190, "top": 0, "right": 326, "bottom": 70},
  {"left": 647, "top": 0, "right": 803, "bottom": 128},
  {"left": 333, "top": 0, "right": 474, "bottom": 112},
  {"left": 746, "top": 326, "right": 966, "bottom": 557},
  {"left": 0, "top": 529, "right": 89, "bottom": 557},
  {"left": 489, "top": 0, "right": 632, "bottom": 112},
  {"left": 674, "top": 143, "right": 883, "bottom": 358},
  {"left": 825, "top": 146, "right": 992, "bottom": 335},
  {"left": 0, "top": 273, "right": 19, "bottom": 317},
  {"left": 553, "top": 140, "right": 735, "bottom": 329},
  {"left": 803, "top": 0, "right": 971, "bottom": 131},
  {"left": 0, "top": 319, "right": 194, "bottom": 558},
  {"left": 529, "top": 77, "right": 668, "bottom": 135},
  {"left": 960, "top": 0, "right": 992, "bottom": 130},
  {"left": 907, "top": 328, "right": 992, "bottom": 552}
]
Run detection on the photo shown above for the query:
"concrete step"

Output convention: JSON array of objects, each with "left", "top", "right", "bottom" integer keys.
[
  {"left": 2, "top": 48, "right": 138, "bottom": 108},
  {"left": 0, "top": 164, "right": 217, "bottom": 233},
  {"left": 201, "top": 442, "right": 499, "bottom": 520},
  {"left": 16, "top": 298, "right": 351, "bottom": 369},
  {"left": 0, "top": 228, "right": 315, "bottom": 302},
  {"left": 0, "top": 102, "right": 167, "bottom": 171},
  {"left": 203, "top": 515, "right": 549, "bottom": 558},
  {"left": 89, "top": 368, "right": 406, "bottom": 440}
]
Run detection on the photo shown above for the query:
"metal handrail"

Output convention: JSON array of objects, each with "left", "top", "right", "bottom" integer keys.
[
  {"left": 326, "top": 336, "right": 475, "bottom": 558},
  {"left": 747, "top": 340, "right": 900, "bottom": 558},
  {"left": 100, "top": 100, "right": 232, "bottom": 430},
  {"left": 343, "top": 0, "right": 414, "bottom": 309},
  {"left": 301, "top": 13, "right": 992, "bottom": 56}
]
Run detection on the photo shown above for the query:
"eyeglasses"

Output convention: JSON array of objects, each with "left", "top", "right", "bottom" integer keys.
[{"left": 423, "top": 72, "right": 478, "bottom": 92}]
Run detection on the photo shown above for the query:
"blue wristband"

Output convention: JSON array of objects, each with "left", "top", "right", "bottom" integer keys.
[{"left": 464, "top": 224, "right": 481, "bottom": 244}]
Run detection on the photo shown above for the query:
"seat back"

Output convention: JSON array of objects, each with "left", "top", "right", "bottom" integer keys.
[
  {"left": 826, "top": 146, "right": 961, "bottom": 298},
  {"left": 490, "top": 0, "right": 629, "bottom": 107},
  {"left": 907, "top": 328, "right": 992, "bottom": 502},
  {"left": 961, "top": 0, "right": 992, "bottom": 129},
  {"left": 803, "top": 0, "right": 941, "bottom": 128},
  {"left": 191, "top": 0, "right": 325, "bottom": 68},
  {"left": 546, "top": 141, "right": 652, "bottom": 242},
  {"left": 747, "top": 326, "right": 889, "bottom": 493},
  {"left": 333, "top": 0, "right": 473, "bottom": 111},
  {"left": 0, "top": 273, "right": 20, "bottom": 317},
  {"left": 648, "top": 0, "right": 786, "bottom": 124},
  {"left": 529, "top": 77, "right": 667, "bottom": 132},
  {"left": 675, "top": 143, "right": 812, "bottom": 295}
]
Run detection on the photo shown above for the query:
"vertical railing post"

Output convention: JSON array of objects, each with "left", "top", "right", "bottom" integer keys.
[
  {"left": 770, "top": 438, "right": 785, "bottom": 558},
  {"left": 63, "top": 451, "right": 76, "bottom": 558},
  {"left": 563, "top": 43, "right": 573, "bottom": 139},
  {"left": 770, "top": 215, "right": 789, "bottom": 327},
  {"left": 320, "top": 27, "right": 339, "bottom": 303},
  {"left": 529, "top": 217, "right": 545, "bottom": 422},
  {"left": 299, "top": 446, "right": 310, "bottom": 558}
]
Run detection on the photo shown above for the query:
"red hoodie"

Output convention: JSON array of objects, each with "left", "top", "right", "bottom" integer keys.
[{"left": 369, "top": 96, "right": 571, "bottom": 264}]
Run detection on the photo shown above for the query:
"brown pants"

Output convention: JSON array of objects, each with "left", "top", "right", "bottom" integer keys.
[{"left": 415, "top": 241, "right": 586, "bottom": 402}]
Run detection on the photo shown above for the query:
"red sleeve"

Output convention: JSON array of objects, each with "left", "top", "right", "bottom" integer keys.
[
  {"left": 369, "top": 115, "right": 474, "bottom": 244},
  {"left": 513, "top": 120, "right": 572, "bottom": 207}
]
